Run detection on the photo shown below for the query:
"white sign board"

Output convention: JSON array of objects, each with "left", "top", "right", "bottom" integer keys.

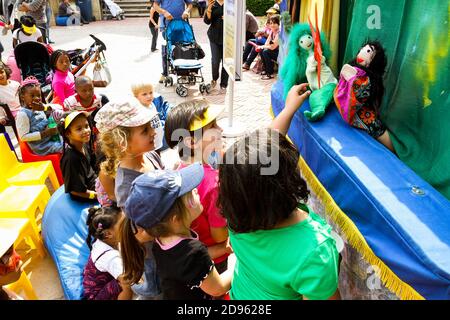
[{"left": 223, "top": 0, "right": 245, "bottom": 81}]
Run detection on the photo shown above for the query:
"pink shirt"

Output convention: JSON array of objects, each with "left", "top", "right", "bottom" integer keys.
[
  {"left": 178, "top": 163, "right": 229, "bottom": 264},
  {"left": 52, "top": 69, "right": 75, "bottom": 106}
]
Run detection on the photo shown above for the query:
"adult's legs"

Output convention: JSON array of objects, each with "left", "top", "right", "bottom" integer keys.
[
  {"left": 150, "top": 26, "right": 158, "bottom": 52},
  {"left": 261, "top": 48, "right": 279, "bottom": 75},
  {"left": 244, "top": 47, "right": 259, "bottom": 67},
  {"left": 37, "top": 23, "right": 48, "bottom": 44},
  {"left": 161, "top": 30, "right": 168, "bottom": 77},
  {"left": 243, "top": 40, "right": 256, "bottom": 63},
  {"left": 45, "top": 4, "right": 53, "bottom": 43},
  {"left": 198, "top": 3, "right": 206, "bottom": 17},
  {"left": 209, "top": 41, "right": 221, "bottom": 83},
  {"left": 217, "top": 43, "right": 228, "bottom": 88}
]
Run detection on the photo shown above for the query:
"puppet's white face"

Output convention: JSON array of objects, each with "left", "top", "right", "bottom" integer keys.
[
  {"left": 299, "top": 34, "right": 313, "bottom": 51},
  {"left": 356, "top": 45, "right": 377, "bottom": 67}
]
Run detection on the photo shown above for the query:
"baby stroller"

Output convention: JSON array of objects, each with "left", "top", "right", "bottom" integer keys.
[
  {"left": 163, "top": 19, "right": 209, "bottom": 97},
  {"left": 67, "top": 34, "right": 108, "bottom": 78},
  {"left": 14, "top": 41, "right": 52, "bottom": 96}
]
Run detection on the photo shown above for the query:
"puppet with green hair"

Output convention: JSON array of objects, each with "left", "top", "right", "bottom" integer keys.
[{"left": 280, "top": 23, "right": 337, "bottom": 121}]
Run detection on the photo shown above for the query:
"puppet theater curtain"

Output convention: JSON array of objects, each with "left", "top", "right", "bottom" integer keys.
[
  {"left": 288, "top": 0, "right": 449, "bottom": 199},
  {"left": 343, "top": 0, "right": 450, "bottom": 200}
]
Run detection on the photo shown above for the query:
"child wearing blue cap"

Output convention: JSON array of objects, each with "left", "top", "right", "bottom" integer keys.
[
  {"left": 121, "top": 163, "right": 234, "bottom": 300},
  {"left": 164, "top": 100, "right": 232, "bottom": 275}
]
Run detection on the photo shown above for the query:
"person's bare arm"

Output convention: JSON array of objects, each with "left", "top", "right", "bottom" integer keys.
[
  {"left": 99, "top": 170, "right": 117, "bottom": 201},
  {"left": 153, "top": 2, "right": 173, "bottom": 20},
  {"left": 207, "top": 240, "right": 233, "bottom": 260},
  {"left": 200, "top": 266, "right": 234, "bottom": 297},
  {"left": 149, "top": 7, "right": 157, "bottom": 26},
  {"left": 269, "top": 84, "right": 311, "bottom": 136},
  {"left": 71, "top": 190, "right": 97, "bottom": 200}
]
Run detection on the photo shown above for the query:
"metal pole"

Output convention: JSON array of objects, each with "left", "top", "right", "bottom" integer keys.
[{"left": 227, "top": 76, "right": 234, "bottom": 127}]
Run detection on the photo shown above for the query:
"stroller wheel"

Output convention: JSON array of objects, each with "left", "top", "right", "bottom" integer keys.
[
  {"left": 164, "top": 76, "right": 173, "bottom": 87},
  {"left": 176, "top": 85, "right": 188, "bottom": 97},
  {"left": 205, "top": 84, "right": 212, "bottom": 94},
  {"left": 199, "top": 83, "right": 206, "bottom": 94}
]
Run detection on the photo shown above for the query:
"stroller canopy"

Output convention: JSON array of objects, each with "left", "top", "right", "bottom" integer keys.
[
  {"left": 165, "top": 19, "right": 195, "bottom": 45},
  {"left": 14, "top": 42, "right": 51, "bottom": 86}
]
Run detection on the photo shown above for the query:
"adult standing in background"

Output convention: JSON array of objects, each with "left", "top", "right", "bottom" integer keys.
[
  {"left": 196, "top": 0, "right": 206, "bottom": 17},
  {"left": 204, "top": 0, "right": 227, "bottom": 93},
  {"left": 153, "top": 0, "right": 193, "bottom": 83},
  {"left": 45, "top": 0, "right": 54, "bottom": 43},
  {"left": 245, "top": 9, "right": 259, "bottom": 42},
  {"left": 148, "top": 0, "right": 159, "bottom": 53},
  {"left": 17, "top": 0, "right": 48, "bottom": 43}
]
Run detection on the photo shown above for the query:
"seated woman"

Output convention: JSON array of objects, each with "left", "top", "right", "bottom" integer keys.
[
  {"left": 12, "top": 15, "right": 44, "bottom": 48},
  {"left": 258, "top": 14, "right": 280, "bottom": 80},
  {"left": 56, "top": 0, "right": 82, "bottom": 26},
  {"left": 242, "top": 17, "right": 270, "bottom": 70}
]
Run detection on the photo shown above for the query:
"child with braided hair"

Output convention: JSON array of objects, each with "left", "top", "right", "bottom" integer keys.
[{"left": 83, "top": 206, "right": 132, "bottom": 300}]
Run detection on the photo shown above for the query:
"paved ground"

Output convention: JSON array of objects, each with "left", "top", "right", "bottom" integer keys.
[{"left": 2, "top": 17, "right": 276, "bottom": 299}]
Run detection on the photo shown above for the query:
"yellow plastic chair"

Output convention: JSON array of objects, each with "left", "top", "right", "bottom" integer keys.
[
  {"left": 5, "top": 270, "right": 38, "bottom": 300},
  {"left": 0, "top": 179, "right": 51, "bottom": 234},
  {"left": 0, "top": 218, "right": 46, "bottom": 258},
  {"left": 0, "top": 133, "right": 60, "bottom": 191}
]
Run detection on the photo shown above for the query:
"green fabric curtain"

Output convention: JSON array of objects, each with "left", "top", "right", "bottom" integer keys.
[{"left": 343, "top": 0, "right": 450, "bottom": 200}]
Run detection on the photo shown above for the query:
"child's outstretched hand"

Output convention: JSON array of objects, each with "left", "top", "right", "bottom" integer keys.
[{"left": 285, "top": 83, "right": 311, "bottom": 112}]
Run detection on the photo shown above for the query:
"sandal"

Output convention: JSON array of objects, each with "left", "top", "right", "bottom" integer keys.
[{"left": 261, "top": 74, "right": 273, "bottom": 80}]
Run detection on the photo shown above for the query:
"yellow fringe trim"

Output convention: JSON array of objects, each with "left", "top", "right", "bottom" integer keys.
[
  {"left": 269, "top": 105, "right": 424, "bottom": 300},
  {"left": 298, "top": 148, "right": 425, "bottom": 300}
]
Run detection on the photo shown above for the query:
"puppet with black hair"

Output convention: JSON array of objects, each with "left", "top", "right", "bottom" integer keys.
[
  {"left": 279, "top": 23, "right": 337, "bottom": 121},
  {"left": 334, "top": 40, "right": 394, "bottom": 152}
]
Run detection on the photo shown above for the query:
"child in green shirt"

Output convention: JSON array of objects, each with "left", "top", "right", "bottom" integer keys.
[{"left": 217, "top": 83, "right": 340, "bottom": 300}]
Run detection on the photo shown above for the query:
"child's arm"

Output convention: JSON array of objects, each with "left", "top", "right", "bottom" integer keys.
[
  {"left": 16, "top": 110, "right": 58, "bottom": 141},
  {"left": 269, "top": 84, "right": 311, "bottom": 136},
  {"left": 0, "top": 108, "right": 7, "bottom": 125},
  {"left": 99, "top": 170, "right": 117, "bottom": 202},
  {"left": 207, "top": 239, "right": 233, "bottom": 260},
  {"left": 70, "top": 190, "right": 97, "bottom": 200},
  {"left": 117, "top": 275, "right": 133, "bottom": 300},
  {"left": 200, "top": 265, "right": 234, "bottom": 297}
]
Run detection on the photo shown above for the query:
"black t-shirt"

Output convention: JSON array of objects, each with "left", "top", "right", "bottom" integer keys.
[
  {"left": 152, "top": 234, "right": 214, "bottom": 300},
  {"left": 60, "top": 144, "right": 97, "bottom": 201},
  {"left": 149, "top": 2, "right": 160, "bottom": 27},
  {"left": 203, "top": 2, "right": 224, "bottom": 45}
]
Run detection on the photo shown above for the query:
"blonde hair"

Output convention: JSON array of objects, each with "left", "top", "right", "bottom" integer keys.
[
  {"left": 131, "top": 82, "right": 154, "bottom": 97},
  {"left": 98, "top": 126, "right": 133, "bottom": 177}
]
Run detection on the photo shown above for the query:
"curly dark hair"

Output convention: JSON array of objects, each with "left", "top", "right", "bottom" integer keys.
[
  {"left": 218, "top": 128, "right": 309, "bottom": 233},
  {"left": 19, "top": 15, "right": 36, "bottom": 28},
  {"left": 350, "top": 40, "right": 388, "bottom": 112},
  {"left": 49, "top": 49, "right": 69, "bottom": 71},
  {"left": 86, "top": 205, "right": 122, "bottom": 250}
]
